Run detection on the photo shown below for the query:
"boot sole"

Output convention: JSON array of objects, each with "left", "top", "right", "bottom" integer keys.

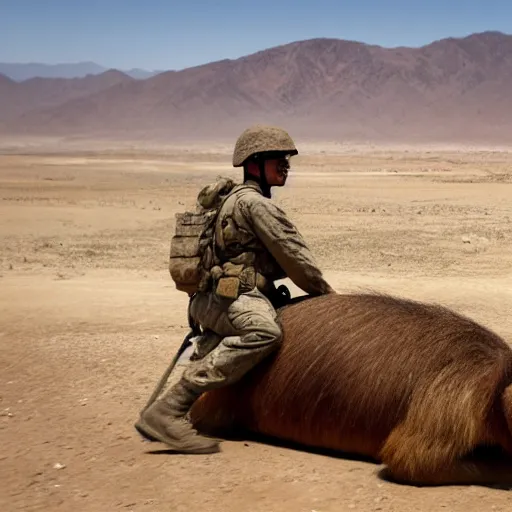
[{"left": 134, "top": 420, "right": 220, "bottom": 454}]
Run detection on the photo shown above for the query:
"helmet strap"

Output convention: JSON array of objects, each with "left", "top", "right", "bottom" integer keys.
[
  {"left": 258, "top": 160, "right": 271, "bottom": 198},
  {"left": 243, "top": 158, "right": 271, "bottom": 198}
]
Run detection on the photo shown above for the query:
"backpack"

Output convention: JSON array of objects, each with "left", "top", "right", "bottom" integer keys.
[{"left": 169, "top": 177, "right": 246, "bottom": 296}]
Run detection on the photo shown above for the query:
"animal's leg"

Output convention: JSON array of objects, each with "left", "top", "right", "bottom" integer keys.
[
  {"left": 380, "top": 409, "right": 512, "bottom": 486},
  {"left": 379, "top": 379, "right": 487, "bottom": 485},
  {"left": 382, "top": 448, "right": 512, "bottom": 487}
]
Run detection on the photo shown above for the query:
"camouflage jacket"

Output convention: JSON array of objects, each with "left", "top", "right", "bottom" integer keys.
[{"left": 209, "top": 179, "right": 333, "bottom": 298}]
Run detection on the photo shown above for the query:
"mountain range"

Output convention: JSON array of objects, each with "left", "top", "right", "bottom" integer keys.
[
  {"left": 0, "top": 62, "right": 162, "bottom": 81},
  {"left": 1, "top": 31, "right": 512, "bottom": 143}
]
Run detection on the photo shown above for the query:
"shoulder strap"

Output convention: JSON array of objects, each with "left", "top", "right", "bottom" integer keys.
[{"left": 209, "top": 184, "right": 257, "bottom": 266}]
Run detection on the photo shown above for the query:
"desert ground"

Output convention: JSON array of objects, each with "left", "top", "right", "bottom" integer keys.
[{"left": 1, "top": 138, "right": 512, "bottom": 512}]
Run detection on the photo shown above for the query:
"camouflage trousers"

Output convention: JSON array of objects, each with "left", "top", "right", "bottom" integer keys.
[{"left": 183, "top": 287, "right": 283, "bottom": 392}]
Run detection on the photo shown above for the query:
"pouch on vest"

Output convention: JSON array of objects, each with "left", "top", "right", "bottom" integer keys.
[
  {"left": 168, "top": 179, "right": 247, "bottom": 296},
  {"left": 169, "top": 210, "right": 210, "bottom": 296}
]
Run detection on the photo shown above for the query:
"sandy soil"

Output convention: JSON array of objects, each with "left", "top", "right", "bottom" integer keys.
[{"left": 1, "top": 140, "right": 512, "bottom": 511}]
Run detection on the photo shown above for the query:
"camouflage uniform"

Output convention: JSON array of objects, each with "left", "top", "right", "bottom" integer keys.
[
  {"left": 184, "top": 179, "right": 333, "bottom": 390},
  {"left": 135, "top": 125, "right": 333, "bottom": 454}
]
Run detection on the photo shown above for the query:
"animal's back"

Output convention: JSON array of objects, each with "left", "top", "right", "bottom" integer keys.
[{"left": 190, "top": 292, "right": 512, "bottom": 460}]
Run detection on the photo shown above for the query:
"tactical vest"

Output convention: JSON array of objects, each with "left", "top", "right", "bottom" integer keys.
[{"left": 209, "top": 185, "right": 287, "bottom": 301}]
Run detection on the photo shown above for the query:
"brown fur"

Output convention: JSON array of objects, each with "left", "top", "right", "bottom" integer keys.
[{"left": 189, "top": 292, "right": 512, "bottom": 486}]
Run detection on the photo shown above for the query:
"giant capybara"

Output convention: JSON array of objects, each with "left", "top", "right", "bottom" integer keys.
[{"left": 189, "top": 292, "right": 512, "bottom": 486}]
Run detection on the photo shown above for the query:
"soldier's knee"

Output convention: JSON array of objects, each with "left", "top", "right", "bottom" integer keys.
[
  {"left": 274, "top": 321, "right": 284, "bottom": 342},
  {"left": 240, "top": 320, "right": 282, "bottom": 350},
  {"left": 261, "top": 320, "right": 283, "bottom": 347}
]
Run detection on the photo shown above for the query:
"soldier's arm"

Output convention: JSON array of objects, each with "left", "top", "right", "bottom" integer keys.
[{"left": 246, "top": 197, "right": 334, "bottom": 296}]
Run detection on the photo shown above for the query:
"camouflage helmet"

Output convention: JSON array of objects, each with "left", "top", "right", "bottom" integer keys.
[{"left": 232, "top": 124, "right": 298, "bottom": 167}]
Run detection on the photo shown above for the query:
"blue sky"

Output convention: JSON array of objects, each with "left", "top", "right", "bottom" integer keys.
[{"left": 2, "top": 0, "right": 511, "bottom": 70}]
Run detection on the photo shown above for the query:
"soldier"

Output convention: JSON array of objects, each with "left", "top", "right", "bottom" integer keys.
[{"left": 135, "top": 125, "right": 334, "bottom": 453}]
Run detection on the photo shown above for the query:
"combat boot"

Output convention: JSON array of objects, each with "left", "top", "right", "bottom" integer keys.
[{"left": 134, "top": 379, "right": 220, "bottom": 454}]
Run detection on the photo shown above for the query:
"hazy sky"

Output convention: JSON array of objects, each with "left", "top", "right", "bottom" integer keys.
[{"left": 2, "top": 0, "right": 512, "bottom": 70}]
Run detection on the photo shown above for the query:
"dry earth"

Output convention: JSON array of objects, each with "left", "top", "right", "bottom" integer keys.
[{"left": 1, "top": 139, "right": 512, "bottom": 511}]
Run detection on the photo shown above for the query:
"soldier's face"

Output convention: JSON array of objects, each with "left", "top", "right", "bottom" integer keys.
[{"left": 264, "top": 156, "right": 291, "bottom": 186}]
